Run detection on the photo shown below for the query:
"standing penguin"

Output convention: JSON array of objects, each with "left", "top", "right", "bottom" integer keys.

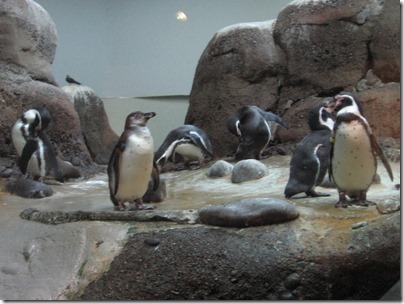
[
  {"left": 227, "top": 105, "right": 288, "bottom": 160},
  {"left": 154, "top": 124, "right": 213, "bottom": 169},
  {"left": 11, "top": 107, "right": 63, "bottom": 182},
  {"left": 108, "top": 111, "right": 158, "bottom": 211},
  {"left": 330, "top": 93, "right": 393, "bottom": 208},
  {"left": 284, "top": 100, "right": 335, "bottom": 198}
]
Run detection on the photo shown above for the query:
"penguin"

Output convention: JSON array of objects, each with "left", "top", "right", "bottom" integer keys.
[
  {"left": 154, "top": 124, "right": 213, "bottom": 169},
  {"left": 284, "top": 100, "right": 336, "bottom": 198},
  {"left": 329, "top": 92, "right": 393, "bottom": 208},
  {"left": 108, "top": 111, "right": 158, "bottom": 211},
  {"left": 66, "top": 75, "right": 81, "bottom": 85},
  {"left": 11, "top": 107, "right": 63, "bottom": 182},
  {"left": 227, "top": 105, "right": 288, "bottom": 160}
]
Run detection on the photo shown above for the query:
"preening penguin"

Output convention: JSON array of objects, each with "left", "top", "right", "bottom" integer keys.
[
  {"left": 11, "top": 107, "right": 63, "bottom": 182},
  {"left": 227, "top": 105, "right": 288, "bottom": 160},
  {"left": 108, "top": 111, "right": 158, "bottom": 211},
  {"left": 154, "top": 124, "right": 213, "bottom": 169},
  {"left": 284, "top": 100, "right": 336, "bottom": 198},
  {"left": 330, "top": 93, "right": 393, "bottom": 208}
]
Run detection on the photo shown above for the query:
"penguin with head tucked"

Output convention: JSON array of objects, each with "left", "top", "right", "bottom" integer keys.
[
  {"left": 330, "top": 92, "right": 393, "bottom": 208},
  {"left": 284, "top": 100, "right": 336, "bottom": 198},
  {"left": 11, "top": 107, "right": 63, "bottom": 182},
  {"left": 227, "top": 105, "right": 288, "bottom": 160},
  {"left": 108, "top": 111, "right": 158, "bottom": 211},
  {"left": 155, "top": 124, "right": 213, "bottom": 170}
]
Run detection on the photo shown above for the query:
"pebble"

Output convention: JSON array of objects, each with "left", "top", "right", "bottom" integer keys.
[
  {"left": 231, "top": 159, "right": 269, "bottom": 183},
  {"left": 144, "top": 238, "right": 161, "bottom": 246}
]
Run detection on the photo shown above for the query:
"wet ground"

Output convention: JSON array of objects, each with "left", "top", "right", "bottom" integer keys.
[{"left": 0, "top": 155, "right": 400, "bottom": 299}]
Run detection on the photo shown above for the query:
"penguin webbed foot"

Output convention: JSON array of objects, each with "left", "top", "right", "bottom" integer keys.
[
  {"left": 350, "top": 192, "right": 375, "bottom": 207},
  {"left": 335, "top": 192, "right": 349, "bottom": 208},
  {"left": 305, "top": 190, "right": 330, "bottom": 197},
  {"left": 127, "top": 199, "right": 156, "bottom": 211}
]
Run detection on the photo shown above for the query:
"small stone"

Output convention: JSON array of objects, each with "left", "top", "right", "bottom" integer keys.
[
  {"left": 231, "top": 159, "right": 269, "bottom": 183},
  {"left": 284, "top": 273, "right": 301, "bottom": 290},
  {"left": 144, "top": 238, "right": 160, "bottom": 246},
  {"left": 206, "top": 160, "right": 234, "bottom": 177},
  {"left": 351, "top": 221, "right": 369, "bottom": 230}
]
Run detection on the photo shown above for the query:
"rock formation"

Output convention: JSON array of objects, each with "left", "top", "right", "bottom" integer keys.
[
  {"left": 185, "top": 0, "right": 400, "bottom": 157},
  {"left": 62, "top": 85, "right": 119, "bottom": 165},
  {"left": 0, "top": 0, "right": 100, "bottom": 178}
]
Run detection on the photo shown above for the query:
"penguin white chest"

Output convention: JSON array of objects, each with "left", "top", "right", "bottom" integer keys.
[
  {"left": 332, "top": 120, "right": 376, "bottom": 196},
  {"left": 175, "top": 143, "right": 203, "bottom": 161},
  {"left": 116, "top": 134, "right": 154, "bottom": 200}
]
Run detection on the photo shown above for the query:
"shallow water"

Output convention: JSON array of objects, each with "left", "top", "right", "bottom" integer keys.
[{"left": 0, "top": 155, "right": 399, "bottom": 215}]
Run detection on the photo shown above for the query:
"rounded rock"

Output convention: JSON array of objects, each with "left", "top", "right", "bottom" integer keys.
[
  {"left": 198, "top": 197, "right": 299, "bottom": 228},
  {"left": 231, "top": 159, "right": 269, "bottom": 183},
  {"left": 206, "top": 160, "right": 234, "bottom": 177}
]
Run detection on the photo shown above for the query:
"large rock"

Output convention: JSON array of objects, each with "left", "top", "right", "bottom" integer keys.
[
  {"left": 0, "top": 0, "right": 57, "bottom": 85},
  {"left": 185, "top": 0, "right": 400, "bottom": 157},
  {"left": 0, "top": 0, "right": 96, "bottom": 177},
  {"left": 62, "top": 85, "right": 119, "bottom": 165}
]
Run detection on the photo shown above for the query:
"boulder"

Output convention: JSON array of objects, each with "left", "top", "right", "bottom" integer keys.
[
  {"left": 62, "top": 85, "right": 119, "bottom": 165},
  {"left": 0, "top": 0, "right": 57, "bottom": 85},
  {"left": 0, "top": 0, "right": 96, "bottom": 177},
  {"left": 185, "top": 0, "right": 400, "bottom": 157}
]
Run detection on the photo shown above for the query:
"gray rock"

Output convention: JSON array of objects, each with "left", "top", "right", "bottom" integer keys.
[
  {"left": 185, "top": 0, "right": 400, "bottom": 157},
  {"left": 198, "top": 198, "right": 299, "bottom": 227},
  {"left": 231, "top": 159, "right": 268, "bottom": 183},
  {"left": 0, "top": 0, "right": 57, "bottom": 84},
  {"left": 5, "top": 179, "right": 53, "bottom": 199},
  {"left": 206, "top": 160, "right": 234, "bottom": 177},
  {"left": 62, "top": 85, "right": 119, "bottom": 165}
]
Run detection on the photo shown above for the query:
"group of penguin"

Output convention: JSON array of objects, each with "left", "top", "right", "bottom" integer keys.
[{"left": 11, "top": 92, "right": 393, "bottom": 211}]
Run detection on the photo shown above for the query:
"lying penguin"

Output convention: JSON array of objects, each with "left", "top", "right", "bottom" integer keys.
[
  {"left": 330, "top": 92, "right": 393, "bottom": 208},
  {"left": 154, "top": 124, "right": 213, "bottom": 170},
  {"left": 108, "top": 111, "right": 159, "bottom": 211},
  {"left": 284, "top": 100, "right": 335, "bottom": 198},
  {"left": 11, "top": 107, "right": 64, "bottom": 182},
  {"left": 227, "top": 105, "right": 288, "bottom": 160}
]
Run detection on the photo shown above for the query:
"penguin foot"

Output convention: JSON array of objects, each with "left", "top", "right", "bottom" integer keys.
[
  {"left": 350, "top": 198, "right": 375, "bottom": 207},
  {"left": 127, "top": 204, "right": 155, "bottom": 211},
  {"left": 114, "top": 205, "right": 126, "bottom": 211},
  {"left": 306, "top": 190, "right": 330, "bottom": 197},
  {"left": 335, "top": 200, "right": 349, "bottom": 208}
]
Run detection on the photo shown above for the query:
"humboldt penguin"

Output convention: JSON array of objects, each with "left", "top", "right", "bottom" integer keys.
[
  {"left": 66, "top": 75, "right": 81, "bottom": 85},
  {"left": 284, "top": 100, "right": 335, "bottom": 198},
  {"left": 154, "top": 124, "right": 213, "bottom": 169},
  {"left": 11, "top": 107, "right": 63, "bottom": 182},
  {"left": 330, "top": 93, "right": 393, "bottom": 208},
  {"left": 108, "top": 111, "right": 158, "bottom": 211},
  {"left": 227, "top": 105, "right": 288, "bottom": 160}
]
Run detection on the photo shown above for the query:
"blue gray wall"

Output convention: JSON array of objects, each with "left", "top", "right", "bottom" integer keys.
[{"left": 35, "top": 0, "right": 291, "bottom": 98}]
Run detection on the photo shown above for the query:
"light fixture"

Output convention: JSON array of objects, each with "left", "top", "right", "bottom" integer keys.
[{"left": 176, "top": 10, "right": 187, "bottom": 21}]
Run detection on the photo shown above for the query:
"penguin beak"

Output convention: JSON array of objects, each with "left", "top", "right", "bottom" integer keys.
[{"left": 144, "top": 112, "right": 156, "bottom": 120}]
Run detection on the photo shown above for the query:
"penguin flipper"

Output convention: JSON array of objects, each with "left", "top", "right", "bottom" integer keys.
[
  {"left": 39, "top": 131, "right": 64, "bottom": 182},
  {"left": 108, "top": 141, "right": 125, "bottom": 198},
  {"left": 186, "top": 131, "right": 213, "bottom": 157},
  {"left": 18, "top": 139, "right": 38, "bottom": 174},
  {"left": 257, "top": 108, "right": 289, "bottom": 129},
  {"left": 369, "top": 134, "right": 394, "bottom": 182},
  {"left": 151, "top": 162, "right": 160, "bottom": 191}
]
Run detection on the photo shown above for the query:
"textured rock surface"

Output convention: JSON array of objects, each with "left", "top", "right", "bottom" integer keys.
[
  {"left": 5, "top": 179, "right": 53, "bottom": 198},
  {"left": 206, "top": 160, "right": 234, "bottom": 177},
  {"left": 62, "top": 85, "right": 119, "bottom": 165},
  {"left": 231, "top": 159, "right": 269, "bottom": 183},
  {"left": 198, "top": 198, "right": 299, "bottom": 227},
  {"left": 185, "top": 0, "right": 400, "bottom": 157},
  {"left": 0, "top": 0, "right": 97, "bottom": 177}
]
